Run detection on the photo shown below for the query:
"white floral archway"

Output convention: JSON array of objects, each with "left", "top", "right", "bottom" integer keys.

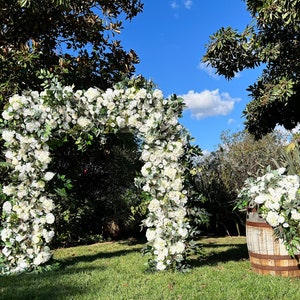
[{"left": 0, "top": 77, "right": 192, "bottom": 274}]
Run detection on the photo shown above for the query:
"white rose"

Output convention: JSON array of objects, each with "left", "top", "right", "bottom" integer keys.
[
  {"left": 1, "top": 228, "right": 12, "bottom": 241},
  {"left": 32, "top": 235, "right": 40, "bottom": 244},
  {"left": 141, "top": 150, "right": 150, "bottom": 161},
  {"left": 153, "top": 237, "right": 166, "bottom": 250},
  {"left": 2, "top": 110, "right": 13, "bottom": 120},
  {"left": 153, "top": 89, "right": 163, "bottom": 99},
  {"left": 17, "top": 259, "right": 29, "bottom": 271},
  {"left": 116, "top": 116, "right": 126, "bottom": 128},
  {"left": 45, "top": 213, "right": 55, "bottom": 224},
  {"left": 146, "top": 229, "right": 156, "bottom": 241},
  {"left": 254, "top": 193, "right": 268, "bottom": 204},
  {"left": 4, "top": 150, "right": 14, "bottom": 160},
  {"left": 264, "top": 200, "right": 280, "bottom": 211},
  {"left": 35, "top": 149, "right": 51, "bottom": 165},
  {"left": 63, "top": 85, "right": 74, "bottom": 95},
  {"left": 41, "top": 198, "right": 55, "bottom": 212},
  {"left": 2, "top": 247, "right": 11, "bottom": 257},
  {"left": 156, "top": 247, "right": 168, "bottom": 260},
  {"left": 30, "top": 91, "right": 39, "bottom": 99},
  {"left": 156, "top": 261, "right": 166, "bottom": 271},
  {"left": 266, "top": 211, "right": 283, "bottom": 227},
  {"left": 141, "top": 162, "right": 152, "bottom": 177},
  {"left": 2, "top": 130, "right": 15, "bottom": 143},
  {"left": 33, "top": 253, "right": 44, "bottom": 266},
  {"left": 77, "top": 116, "right": 91, "bottom": 128},
  {"left": 164, "top": 166, "right": 177, "bottom": 180},
  {"left": 43, "top": 172, "right": 55, "bottom": 181},
  {"left": 170, "top": 241, "right": 185, "bottom": 254},
  {"left": 2, "top": 185, "right": 15, "bottom": 196},
  {"left": 84, "top": 87, "right": 100, "bottom": 101},
  {"left": 178, "top": 227, "right": 188, "bottom": 238},
  {"left": 23, "top": 108, "right": 34, "bottom": 117},
  {"left": 16, "top": 234, "right": 25, "bottom": 242},
  {"left": 2, "top": 201, "right": 12, "bottom": 213},
  {"left": 26, "top": 121, "right": 39, "bottom": 133},
  {"left": 26, "top": 248, "right": 34, "bottom": 257},
  {"left": 291, "top": 209, "right": 300, "bottom": 221},
  {"left": 128, "top": 100, "right": 137, "bottom": 109},
  {"left": 148, "top": 199, "right": 160, "bottom": 212},
  {"left": 43, "top": 229, "right": 55, "bottom": 243},
  {"left": 107, "top": 102, "right": 115, "bottom": 111},
  {"left": 74, "top": 89, "right": 83, "bottom": 98},
  {"left": 135, "top": 88, "right": 147, "bottom": 99}
]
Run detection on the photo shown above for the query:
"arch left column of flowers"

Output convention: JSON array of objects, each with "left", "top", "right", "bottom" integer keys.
[{"left": 0, "top": 78, "right": 191, "bottom": 274}]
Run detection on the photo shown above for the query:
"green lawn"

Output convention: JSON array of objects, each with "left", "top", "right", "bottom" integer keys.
[{"left": 1, "top": 236, "right": 300, "bottom": 300}]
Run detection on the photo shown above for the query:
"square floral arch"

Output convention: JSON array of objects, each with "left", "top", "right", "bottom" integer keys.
[{"left": 0, "top": 77, "right": 192, "bottom": 274}]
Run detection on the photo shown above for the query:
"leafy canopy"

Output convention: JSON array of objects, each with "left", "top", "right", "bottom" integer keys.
[
  {"left": 0, "top": 0, "right": 143, "bottom": 104},
  {"left": 203, "top": 0, "right": 300, "bottom": 138}
]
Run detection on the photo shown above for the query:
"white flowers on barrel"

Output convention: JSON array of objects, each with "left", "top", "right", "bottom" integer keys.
[
  {"left": 238, "top": 168, "right": 300, "bottom": 256},
  {"left": 0, "top": 77, "right": 191, "bottom": 274}
]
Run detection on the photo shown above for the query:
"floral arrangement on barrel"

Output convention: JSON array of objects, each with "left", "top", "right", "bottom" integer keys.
[{"left": 237, "top": 167, "right": 300, "bottom": 257}]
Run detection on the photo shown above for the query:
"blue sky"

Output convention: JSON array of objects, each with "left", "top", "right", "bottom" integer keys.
[{"left": 119, "top": 0, "right": 261, "bottom": 152}]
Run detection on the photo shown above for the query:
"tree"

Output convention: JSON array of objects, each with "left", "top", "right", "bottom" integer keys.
[
  {"left": 195, "top": 130, "right": 286, "bottom": 236},
  {"left": 0, "top": 0, "right": 143, "bottom": 104},
  {"left": 203, "top": 0, "right": 300, "bottom": 139}
]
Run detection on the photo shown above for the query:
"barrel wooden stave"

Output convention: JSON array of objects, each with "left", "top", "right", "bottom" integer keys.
[{"left": 246, "top": 212, "right": 300, "bottom": 277}]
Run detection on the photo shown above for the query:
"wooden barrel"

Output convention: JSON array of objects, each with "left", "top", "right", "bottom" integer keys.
[{"left": 246, "top": 211, "right": 300, "bottom": 277}]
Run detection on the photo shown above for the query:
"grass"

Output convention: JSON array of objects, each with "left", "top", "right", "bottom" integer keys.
[{"left": 1, "top": 236, "right": 300, "bottom": 300}]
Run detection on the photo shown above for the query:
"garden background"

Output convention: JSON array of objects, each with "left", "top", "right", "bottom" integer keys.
[{"left": 1, "top": 0, "right": 300, "bottom": 298}]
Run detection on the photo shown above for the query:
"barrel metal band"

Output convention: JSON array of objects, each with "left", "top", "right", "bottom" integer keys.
[
  {"left": 251, "top": 262, "right": 300, "bottom": 271},
  {"left": 249, "top": 251, "right": 299, "bottom": 260},
  {"left": 246, "top": 221, "right": 271, "bottom": 228}
]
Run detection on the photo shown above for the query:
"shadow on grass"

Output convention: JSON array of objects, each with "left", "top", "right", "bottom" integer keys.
[
  {"left": 0, "top": 240, "right": 146, "bottom": 300},
  {"left": 57, "top": 239, "right": 145, "bottom": 268},
  {"left": 189, "top": 242, "right": 249, "bottom": 268},
  {"left": 0, "top": 265, "right": 106, "bottom": 300},
  {"left": 60, "top": 247, "right": 142, "bottom": 267}
]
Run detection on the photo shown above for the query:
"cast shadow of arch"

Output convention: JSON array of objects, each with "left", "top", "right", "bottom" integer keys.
[
  {"left": 0, "top": 265, "right": 107, "bottom": 300},
  {"left": 188, "top": 242, "right": 249, "bottom": 268},
  {"left": 1, "top": 241, "right": 145, "bottom": 300},
  {"left": 58, "top": 241, "right": 144, "bottom": 268}
]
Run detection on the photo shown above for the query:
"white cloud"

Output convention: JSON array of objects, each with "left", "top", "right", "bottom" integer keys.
[
  {"left": 170, "top": 1, "right": 178, "bottom": 9},
  {"left": 274, "top": 123, "right": 300, "bottom": 145},
  {"left": 198, "top": 62, "right": 219, "bottom": 79},
  {"left": 181, "top": 89, "right": 240, "bottom": 119},
  {"left": 170, "top": 0, "right": 192, "bottom": 9},
  {"left": 227, "top": 118, "right": 236, "bottom": 125},
  {"left": 184, "top": 0, "right": 193, "bottom": 9}
]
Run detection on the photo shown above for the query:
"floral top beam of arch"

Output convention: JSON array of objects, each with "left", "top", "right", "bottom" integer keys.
[{"left": 0, "top": 77, "right": 191, "bottom": 274}]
